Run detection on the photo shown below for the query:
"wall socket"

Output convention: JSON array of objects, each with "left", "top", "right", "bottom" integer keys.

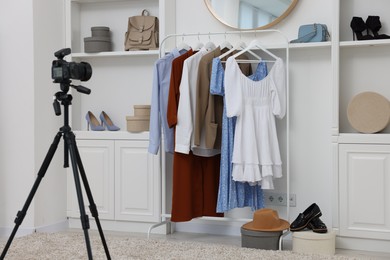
[{"left": 263, "top": 191, "right": 296, "bottom": 207}]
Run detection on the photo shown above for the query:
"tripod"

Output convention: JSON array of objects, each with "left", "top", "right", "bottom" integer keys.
[{"left": 0, "top": 85, "right": 111, "bottom": 260}]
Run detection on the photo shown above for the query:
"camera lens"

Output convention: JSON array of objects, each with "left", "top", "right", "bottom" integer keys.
[{"left": 69, "top": 62, "right": 92, "bottom": 82}]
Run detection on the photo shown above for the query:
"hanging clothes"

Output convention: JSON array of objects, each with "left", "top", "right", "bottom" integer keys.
[
  {"left": 175, "top": 47, "right": 221, "bottom": 157},
  {"left": 167, "top": 49, "right": 222, "bottom": 222},
  {"left": 211, "top": 57, "right": 267, "bottom": 213},
  {"left": 167, "top": 49, "right": 194, "bottom": 128},
  {"left": 148, "top": 48, "right": 184, "bottom": 155},
  {"left": 193, "top": 47, "right": 224, "bottom": 151},
  {"left": 225, "top": 56, "right": 286, "bottom": 189}
]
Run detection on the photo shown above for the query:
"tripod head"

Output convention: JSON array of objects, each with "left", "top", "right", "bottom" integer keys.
[{"left": 51, "top": 48, "right": 92, "bottom": 116}]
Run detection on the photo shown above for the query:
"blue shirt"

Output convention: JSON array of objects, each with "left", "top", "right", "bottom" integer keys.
[{"left": 148, "top": 49, "right": 182, "bottom": 154}]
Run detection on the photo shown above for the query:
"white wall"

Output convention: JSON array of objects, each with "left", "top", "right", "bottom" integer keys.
[
  {"left": 0, "top": 0, "right": 36, "bottom": 230},
  {"left": 32, "top": 0, "right": 67, "bottom": 229},
  {"left": 0, "top": 0, "right": 335, "bottom": 237},
  {"left": 0, "top": 0, "right": 67, "bottom": 235},
  {"left": 174, "top": 0, "right": 334, "bottom": 235}
]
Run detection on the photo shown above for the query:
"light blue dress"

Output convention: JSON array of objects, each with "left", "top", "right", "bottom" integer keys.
[{"left": 210, "top": 57, "right": 268, "bottom": 213}]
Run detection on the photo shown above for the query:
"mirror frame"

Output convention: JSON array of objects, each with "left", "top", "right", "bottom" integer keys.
[{"left": 204, "top": 0, "right": 299, "bottom": 30}]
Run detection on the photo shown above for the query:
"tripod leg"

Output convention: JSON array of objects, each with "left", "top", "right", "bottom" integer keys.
[
  {"left": 64, "top": 132, "right": 93, "bottom": 260},
  {"left": 74, "top": 139, "right": 111, "bottom": 260},
  {"left": 1, "top": 132, "right": 62, "bottom": 259}
]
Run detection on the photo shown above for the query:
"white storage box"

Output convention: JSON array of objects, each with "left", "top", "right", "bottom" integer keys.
[{"left": 292, "top": 230, "right": 336, "bottom": 255}]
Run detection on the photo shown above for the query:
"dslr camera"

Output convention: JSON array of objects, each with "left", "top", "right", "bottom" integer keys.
[{"left": 51, "top": 48, "right": 92, "bottom": 83}]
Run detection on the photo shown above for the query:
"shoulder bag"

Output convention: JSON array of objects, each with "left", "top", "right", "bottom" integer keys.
[{"left": 290, "top": 24, "right": 330, "bottom": 43}]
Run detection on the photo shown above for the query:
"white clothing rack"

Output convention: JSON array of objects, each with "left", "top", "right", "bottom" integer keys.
[{"left": 149, "top": 30, "right": 290, "bottom": 250}]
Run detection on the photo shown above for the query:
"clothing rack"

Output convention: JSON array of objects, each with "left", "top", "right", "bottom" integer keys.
[{"left": 149, "top": 30, "right": 290, "bottom": 250}]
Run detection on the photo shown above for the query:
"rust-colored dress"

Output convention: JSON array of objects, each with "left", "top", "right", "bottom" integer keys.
[{"left": 167, "top": 49, "right": 223, "bottom": 222}]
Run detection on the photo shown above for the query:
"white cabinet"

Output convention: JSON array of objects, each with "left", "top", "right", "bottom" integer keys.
[
  {"left": 67, "top": 139, "right": 115, "bottom": 220},
  {"left": 334, "top": 0, "right": 390, "bottom": 244},
  {"left": 114, "top": 140, "right": 160, "bottom": 222},
  {"left": 339, "top": 144, "right": 390, "bottom": 240},
  {"left": 67, "top": 132, "right": 161, "bottom": 223}
]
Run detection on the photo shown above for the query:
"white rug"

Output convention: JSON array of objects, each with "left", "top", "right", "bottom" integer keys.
[{"left": 1, "top": 232, "right": 358, "bottom": 260}]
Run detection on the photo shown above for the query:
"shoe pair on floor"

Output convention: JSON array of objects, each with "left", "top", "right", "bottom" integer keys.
[
  {"left": 86, "top": 111, "right": 120, "bottom": 131},
  {"left": 290, "top": 203, "right": 328, "bottom": 233},
  {"left": 350, "top": 16, "right": 390, "bottom": 41}
]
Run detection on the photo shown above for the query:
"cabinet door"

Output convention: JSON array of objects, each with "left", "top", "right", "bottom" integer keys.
[
  {"left": 67, "top": 139, "right": 115, "bottom": 220},
  {"left": 115, "top": 140, "right": 160, "bottom": 222},
  {"left": 339, "top": 144, "right": 390, "bottom": 240}
]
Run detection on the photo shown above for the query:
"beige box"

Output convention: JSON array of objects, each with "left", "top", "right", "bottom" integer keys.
[
  {"left": 134, "top": 105, "right": 151, "bottom": 117},
  {"left": 126, "top": 116, "right": 149, "bottom": 132},
  {"left": 292, "top": 230, "right": 336, "bottom": 255}
]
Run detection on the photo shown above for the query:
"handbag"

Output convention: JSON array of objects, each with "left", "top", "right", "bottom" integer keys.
[
  {"left": 124, "top": 9, "right": 159, "bottom": 50},
  {"left": 290, "top": 24, "right": 330, "bottom": 43}
]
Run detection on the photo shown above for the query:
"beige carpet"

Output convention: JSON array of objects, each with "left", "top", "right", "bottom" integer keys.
[{"left": 1, "top": 232, "right": 358, "bottom": 260}]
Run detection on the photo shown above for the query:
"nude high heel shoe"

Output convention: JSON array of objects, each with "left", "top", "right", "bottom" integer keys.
[
  {"left": 100, "top": 111, "right": 120, "bottom": 131},
  {"left": 86, "top": 111, "right": 105, "bottom": 131}
]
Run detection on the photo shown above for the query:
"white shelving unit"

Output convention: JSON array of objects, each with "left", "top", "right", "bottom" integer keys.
[
  {"left": 65, "top": 0, "right": 174, "bottom": 233},
  {"left": 64, "top": 0, "right": 175, "bottom": 133},
  {"left": 333, "top": 0, "right": 390, "bottom": 249}
]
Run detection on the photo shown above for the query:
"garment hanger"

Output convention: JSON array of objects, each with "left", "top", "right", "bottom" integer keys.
[
  {"left": 204, "top": 32, "right": 216, "bottom": 51},
  {"left": 177, "top": 34, "right": 191, "bottom": 51},
  {"left": 232, "top": 39, "right": 279, "bottom": 62},
  {"left": 219, "top": 32, "right": 233, "bottom": 50},
  {"left": 219, "top": 41, "right": 262, "bottom": 61},
  {"left": 219, "top": 40, "right": 233, "bottom": 50},
  {"left": 192, "top": 33, "right": 204, "bottom": 51}
]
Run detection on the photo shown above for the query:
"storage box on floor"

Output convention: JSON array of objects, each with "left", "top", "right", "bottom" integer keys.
[
  {"left": 292, "top": 230, "right": 336, "bottom": 255},
  {"left": 241, "top": 228, "right": 282, "bottom": 250},
  {"left": 240, "top": 208, "right": 289, "bottom": 250}
]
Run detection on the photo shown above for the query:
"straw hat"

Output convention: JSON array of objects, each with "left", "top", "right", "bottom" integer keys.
[
  {"left": 347, "top": 91, "right": 390, "bottom": 134},
  {"left": 242, "top": 208, "right": 290, "bottom": 232}
]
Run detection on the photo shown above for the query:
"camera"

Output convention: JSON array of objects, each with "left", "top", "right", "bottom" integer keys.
[{"left": 51, "top": 48, "right": 92, "bottom": 83}]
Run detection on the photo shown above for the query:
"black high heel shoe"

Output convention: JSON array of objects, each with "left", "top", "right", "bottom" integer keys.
[
  {"left": 350, "top": 17, "right": 374, "bottom": 41},
  {"left": 366, "top": 16, "right": 390, "bottom": 40}
]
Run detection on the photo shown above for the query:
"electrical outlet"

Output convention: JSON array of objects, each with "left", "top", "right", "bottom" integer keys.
[{"left": 263, "top": 191, "right": 296, "bottom": 207}]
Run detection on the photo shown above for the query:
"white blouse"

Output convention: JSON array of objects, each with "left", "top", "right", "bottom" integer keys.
[{"left": 224, "top": 56, "right": 286, "bottom": 189}]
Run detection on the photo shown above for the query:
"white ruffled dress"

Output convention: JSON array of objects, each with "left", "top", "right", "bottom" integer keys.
[{"left": 224, "top": 56, "right": 286, "bottom": 189}]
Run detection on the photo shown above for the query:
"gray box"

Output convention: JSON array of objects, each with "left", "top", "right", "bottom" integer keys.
[
  {"left": 241, "top": 227, "right": 282, "bottom": 250},
  {"left": 91, "top": 26, "right": 110, "bottom": 37},
  {"left": 84, "top": 36, "right": 111, "bottom": 53}
]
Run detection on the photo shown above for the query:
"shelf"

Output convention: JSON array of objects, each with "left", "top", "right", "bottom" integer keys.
[
  {"left": 244, "top": 42, "right": 331, "bottom": 51},
  {"left": 74, "top": 130, "right": 149, "bottom": 140},
  {"left": 71, "top": 0, "right": 135, "bottom": 3},
  {"left": 338, "top": 133, "right": 390, "bottom": 144},
  {"left": 340, "top": 39, "right": 390, "bottom": 48},
  {"left": 289, "top": 41, "right": 332, "bottom": 49},
  {"left": 72, "top": 50, "right": 159, "bottom": 59}
]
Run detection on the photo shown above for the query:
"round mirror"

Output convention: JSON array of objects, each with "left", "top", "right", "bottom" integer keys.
[{"left": 204, "top": 0, "right": 299, "bottom": 30}]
